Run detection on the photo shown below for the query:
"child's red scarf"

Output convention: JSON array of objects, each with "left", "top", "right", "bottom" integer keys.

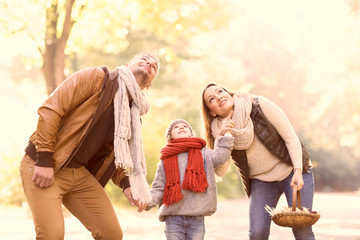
[{"left": 160, "top": 137, "right": 208, "bottom": 207}]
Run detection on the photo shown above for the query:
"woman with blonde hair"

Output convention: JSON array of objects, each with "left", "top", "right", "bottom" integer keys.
[{"left": 201, "top": 83, "right": 315, "bottom": 240}]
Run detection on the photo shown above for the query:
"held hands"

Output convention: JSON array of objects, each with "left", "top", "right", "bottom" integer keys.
[
  {"left": 135, "top": 200, "right": 147, "bottom": 213},
  {"left": 124, "top": 187, "right": 148, "bottom": 212},
  {"left": 219, "top": 111, "right": 234, "bottom": 136},
  {"left": 290, "top": 168, "right": 304, "bottom": 190},
  {"left": 32, "top": 166, "right": 54, "bottom": 188}
]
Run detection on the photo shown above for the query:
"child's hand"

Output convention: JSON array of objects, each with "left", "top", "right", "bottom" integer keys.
[
  {"left": 219, "top": 111, "right": 234, "bottom": 136},
  {"left": 137, "top": 202, "right": 147, "bottom": 213}
]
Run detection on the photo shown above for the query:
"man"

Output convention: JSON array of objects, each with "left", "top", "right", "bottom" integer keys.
[{"left": 20, "top": 53, "right": 160, "bottom": 239}]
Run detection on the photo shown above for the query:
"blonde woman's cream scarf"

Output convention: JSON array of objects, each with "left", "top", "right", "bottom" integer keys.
[
  {"left": 114, "top": 66, "right": 151, "bottom": 204},
  {"left": 211, "top": 92, "right": 254, "bottom": 150},
  {"left": 211, "top": 92, "right": 254, "bottom": 177}
]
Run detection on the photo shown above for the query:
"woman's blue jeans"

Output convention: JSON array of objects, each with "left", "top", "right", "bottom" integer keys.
[
  {"left": 249, "top": 168, "right": 315, "bottom": 240},
  {"left": 164, "top": 215, "right": 205, "bottom": 240}
]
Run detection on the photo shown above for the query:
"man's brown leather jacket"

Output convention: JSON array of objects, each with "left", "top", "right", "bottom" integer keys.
[{"left": 26, "top": 66, "right": 129, "bottom": 188}]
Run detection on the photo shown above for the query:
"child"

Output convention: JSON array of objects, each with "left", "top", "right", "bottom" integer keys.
[{"left": 141, "top": 118, "right": 234, "bottom": 240}]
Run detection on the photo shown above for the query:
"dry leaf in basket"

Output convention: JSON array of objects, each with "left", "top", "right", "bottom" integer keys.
[{"left": 265, "top": 205, "right": 317, "bottom": 216}]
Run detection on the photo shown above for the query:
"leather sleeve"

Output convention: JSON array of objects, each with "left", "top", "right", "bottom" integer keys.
[
  {"left": 35, "top": 67, "right": 105, "bottom": 165},
  {"left": 111, "top": 167, "right": 130, "bottom": 190}
]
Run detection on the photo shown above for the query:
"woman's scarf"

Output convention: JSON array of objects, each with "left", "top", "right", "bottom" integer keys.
[
  {"left": 113, "top": 66, "right": 151, "bottom": 204},
  {"left": 160, "top": 137, "right": 208, "bottom": 206},
  {"left": 211, "top": 92, "right": 254, "bottom": 150}
]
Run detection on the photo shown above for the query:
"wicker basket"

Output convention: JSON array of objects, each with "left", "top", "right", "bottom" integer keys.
[{"left": 268, "top": 188, "right": 320, "bottom": 228}]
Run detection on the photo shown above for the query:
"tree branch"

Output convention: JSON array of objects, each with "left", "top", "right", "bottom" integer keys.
[
  {"left": 27, "top": 30, "right": 44, "bottom": 57},
  {"left": 58, "top": 0, "right": 75, "bottom": 51}
]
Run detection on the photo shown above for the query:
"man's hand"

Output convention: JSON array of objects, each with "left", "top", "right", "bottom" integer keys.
[
  {"left": 32, "top": 166, "right": 54, "bottom": 188},
  {"left": 123, "top": 188, "right": 148, "bottom": 212},
  {"left": 123, "top": 187, "right": 135, "bottom": 206}
]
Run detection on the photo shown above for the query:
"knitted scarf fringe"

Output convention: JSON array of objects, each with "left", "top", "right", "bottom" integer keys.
[
  {"left": 113, "top": 66, "right": 151, "bottom": 204},
  {"left": 182, "top": 148, "right": 208, "bottom": 192},
  {"left": 129, "top": 173, "right": 152, "bottom": 203},
  {"left": 163, "top": 181, "right": 183, "bottom": 207},
  {"left": 182, "top": 170, "right": 208, "bottom": 192}
]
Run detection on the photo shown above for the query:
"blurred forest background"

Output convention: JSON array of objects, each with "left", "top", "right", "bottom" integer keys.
[{"left": 0, "top": 0, "right": 359, "bottom": 206}]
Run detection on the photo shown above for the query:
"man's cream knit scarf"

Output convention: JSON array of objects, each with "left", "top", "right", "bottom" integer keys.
[
  {"left": 114, "top": 66, "right": 151, "bottom": 204},
  {"left": 211, "top": 92, "right": 254, "bottom": 177}
]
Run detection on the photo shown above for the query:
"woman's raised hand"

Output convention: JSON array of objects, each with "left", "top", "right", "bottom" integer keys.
[{"left": 219, "top": 111, "right": 235, "bottom": 136}]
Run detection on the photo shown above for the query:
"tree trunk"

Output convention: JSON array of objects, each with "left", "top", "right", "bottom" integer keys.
[
  {"left": 42, "top": 0, "right": 75, "bottom": 95},
  {"left": 43, "top": 1, "right": 58, "bottom": 95}
]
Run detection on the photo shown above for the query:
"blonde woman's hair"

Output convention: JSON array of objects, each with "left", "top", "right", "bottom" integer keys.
[{"left": 201, "top": 83, "right": 235, "bottom": 149}]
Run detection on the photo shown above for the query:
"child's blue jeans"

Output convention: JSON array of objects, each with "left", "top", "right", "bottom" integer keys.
[
  {"left": 164, "top": 215, "right": 205, "bottom": 240},
  {"left": 249, "top": 167, "right": 316, "bottom": 240}
]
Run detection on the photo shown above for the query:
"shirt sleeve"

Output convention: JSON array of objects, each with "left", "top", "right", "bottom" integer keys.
[
  {"left": 146, "top": 160, "right": 166, "bottom": 210},
  {"left": 112, "top": 167, "right": 130, "bottom": 190},
  {"left": 205, "top": 135, "right": 234, "bottom": 169}
]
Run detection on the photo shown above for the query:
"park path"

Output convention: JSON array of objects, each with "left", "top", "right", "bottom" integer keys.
[{"left": 1, "top": 192, "right": 359, "bottom": 240}]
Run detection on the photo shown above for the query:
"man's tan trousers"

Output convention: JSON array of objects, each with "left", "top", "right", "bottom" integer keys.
[{"left": 20, "top": 155, "right": 123, "bottom": 240}]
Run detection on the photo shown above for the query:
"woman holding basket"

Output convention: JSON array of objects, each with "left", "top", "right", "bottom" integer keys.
[{"left": 201, "top": 83, "right": 315, "bottom": 240}]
